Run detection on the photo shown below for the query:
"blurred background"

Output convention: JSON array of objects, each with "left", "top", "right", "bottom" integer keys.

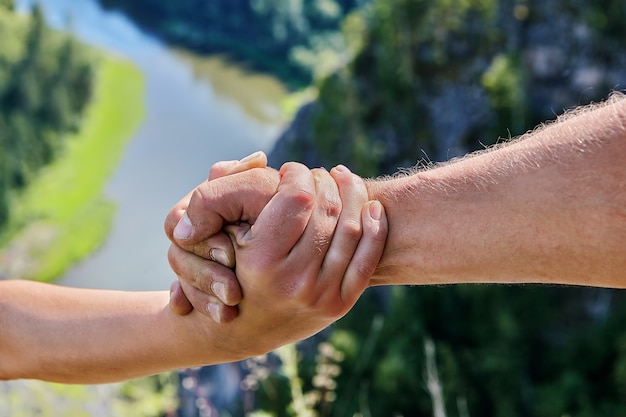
[{"left": 1, "top": 0, "right": 625, "bottom": 416}]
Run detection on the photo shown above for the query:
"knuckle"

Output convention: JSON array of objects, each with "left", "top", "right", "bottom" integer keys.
[
  {"left": 192, "top": 266, "right": 213, "bottom": 293},
  {"left": 354, "top": 259, "right": 377, "bottom": 282},
  {"left": 336, "top": 170, "right": 365, "bottom": 197},
  {"left": 325, "top": 198, "right": 342, "bottom": 219},
  {"left": 192, "top": 179, "right": 229, "bottom": 214},
  {"left": 284, "top": 187, "right": 315, "bottom": 213},
  {"left": 167, "top": 245, "right": 182, "bottom": 274},
  {"left": 340, "top": 217, "right": 363, "bottom": 243},
  {"left": 276, "top": 271, "right": 310, "bottom": 300},
  {"left": 324, "top": 249, "right": 346, "bottom": 271},
  {"left": 208, "top": 162, "right": 224, "bottom": 178},
  {"left": 191, "top": 186, "right": 211, "bottom": 209},
  {"left": 339, "top": 171, "right": 359, "bottom": 189}
]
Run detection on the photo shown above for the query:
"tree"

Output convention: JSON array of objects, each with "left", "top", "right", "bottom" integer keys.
[
  {"left": 267, "top": 0, "right": 626, "bottom": 415},
  {"left": 285, "top": 0, "right": 501, "bottom": 176},
  {"left": 0, "top": 4, "right": 94, "bottom": 229}
]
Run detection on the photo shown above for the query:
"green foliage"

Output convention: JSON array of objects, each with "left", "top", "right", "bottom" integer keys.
[
  {"left": 580, "top": 0, "right": 626, "bottom": 41},
  {"left": 250, "top": 342, "right": 346, "bottom": 417},
  {"left": 5, "top": 0, "right": 621, "bottom": 415},
  {"left": 482, "top": 53, "right": 527, "bottom": 135},
  {"left": 304, "top": 0, "right": 501, "bottom": 175},
  {"left": 275, "top": 0, "right": 624, "bottom": 176},
  {"left": 0, "top": 56, "right": 144, "bottom": 282},
  {"left": 236, "top": 287, "right": 626, "bottom": 416},
  {"left": 312, "top": 285, "right": 626, "bottom": 417},
  {"left": 96, "top": 0, "right": 364, "bottom": 87},
  {"left": 0, "top": 374, "right": 178, "bottom": 417},
  {"left": 113, "top": 373, "right": 179, "bottom": 416},
  {"left": 0, "top": 5, "right": 95, "bottom": 230},
  {"left": 76, "top": 0, "right": 626, "bottom": 415}
]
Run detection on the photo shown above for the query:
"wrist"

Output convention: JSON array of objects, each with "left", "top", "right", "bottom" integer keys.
[
  {"left": 364, "top": 168, "right": 498, "bottom": 287},
  {"left": 364, "top": 173, "right": 433, "bottom": 286}
]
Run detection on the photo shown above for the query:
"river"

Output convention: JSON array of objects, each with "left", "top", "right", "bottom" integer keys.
[{"left": 15, "top": 0, "right": 287, "bottom": 291}]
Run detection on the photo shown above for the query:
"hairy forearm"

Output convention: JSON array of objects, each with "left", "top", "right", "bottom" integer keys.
[
  {"left": 368, "top": 94, "right": 626, "bottom": 287},
  {"left": 0, "top": 281, "right": 218, "bottom": 383}
]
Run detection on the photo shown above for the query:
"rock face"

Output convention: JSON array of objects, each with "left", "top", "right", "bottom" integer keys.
[
  {"left": 520, "top": 4, "right": 625, "bottom": 120},
  {"left": 269, "top": 3, "right": 626, "bottom": 172}
]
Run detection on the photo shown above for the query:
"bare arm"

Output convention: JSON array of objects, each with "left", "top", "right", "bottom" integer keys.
[
  {"left": 0, "top": 153, "right": 270, "bottom": 383},
  {"left": 368, "top": 94, "right": 626, "bottom": 287},
  {"left": 0, "top": 161, "right": 387, "bottom": 384},
  {"left": 0, "top": 281, "right": 223, "bottom": 383}
]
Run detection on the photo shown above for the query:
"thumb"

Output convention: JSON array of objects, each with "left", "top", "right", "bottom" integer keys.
[
  {"left": 164, "top": 152, "right": 268, "bottom": 242},
  {"left": 170, "top": 168, "right": 280, "bottom": 246}
]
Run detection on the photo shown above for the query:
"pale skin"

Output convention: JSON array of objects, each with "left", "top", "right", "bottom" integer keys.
[
  {"left": 0, "top": 156, "right": 388, "bottom": 383},
  {"left": 169, "top": 94, "right": 626, "bottom": 323},
  {"left": 367, "top": 93, "right": 626, "bottom": 288},
  {"left": 3, "top": 95, "right": 623, "bottom": 384},
  {"left": 166, "top": 160, "right": 388, "bottom": 351}
]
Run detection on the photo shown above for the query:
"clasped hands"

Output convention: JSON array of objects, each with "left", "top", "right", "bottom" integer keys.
[{"left": 163, "top": 152, "right": 387, "bottom": 361}]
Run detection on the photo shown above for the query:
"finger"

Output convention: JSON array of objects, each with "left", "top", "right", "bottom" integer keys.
[
  {"left": 235, "top": 162, "right": 316, "bottom": 265},
  {"left": 164, "top": 190, "right": 193, "bottom": 239},
  {"left": 286, "top": 167, "right": 341, "bottom": 275},
  {"left": 171, "top": 168, "right": 280, "bottom": 245},
  {"left": 164, "top": 152, "right": 267, "bottom": 243},
  {"left": 208, "top": 151, "right": 267, "bottom": 181},
  {"left": 178, "top": 278, "right": 238, "bottom": 323},
  {"left": 317, "top": 165, "right": 368, "bottom": 290},
  {"left": 167, "top": 233, "right": 236, "bottom": 318},
  {"left": 167, "top": 244, "right": 242, "bottom": 306},
  {"left": 169, "top": 280, "right": 193, "bottom": 316},
  {"left": 186, "top": 231, "right": 236, "bottom": 266},
  {"left": 340, "top": 200, "right": 388, "bottom": 305},
  {"left": 167, "top": 229, "right": 235, "bottom": 265}
]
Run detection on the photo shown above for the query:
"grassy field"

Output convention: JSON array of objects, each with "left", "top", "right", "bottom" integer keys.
[{"left": 0, "top": 55, "right": 144, "bottom": 282}]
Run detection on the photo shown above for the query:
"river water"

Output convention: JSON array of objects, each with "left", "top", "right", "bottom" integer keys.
[{"left": 16, "top": 0, "right": 287, "bottom": 290}]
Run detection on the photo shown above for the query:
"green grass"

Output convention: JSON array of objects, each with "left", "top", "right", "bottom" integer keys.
[
  {"left": 0, "top": 55, "right": 144, "bottom": 282},
  {"left": 0, "top": 373, "right": 178, "bottom": 417}
]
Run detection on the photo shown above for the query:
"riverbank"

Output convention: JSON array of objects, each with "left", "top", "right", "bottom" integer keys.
[{"left": 0, "top": 55, "right": 144, "bottom": 282}]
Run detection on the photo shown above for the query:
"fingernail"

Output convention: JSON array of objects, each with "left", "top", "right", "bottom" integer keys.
[
  {"left": 239, "top": 151, "right": 262, "bottom": 163},
  {"left": 212, "top": 282, "right": 227, "bottom": 304},
  {"left": 369, "top": 201, "right": 382, "bottom": 221},
  {"left": 210, "top": 248, "right": 230, "bottom": 267},
  {"left": 174, "top": 212, "right": 192, "bottom": 240},
  {"left": 207, "top": 302, "right": 221, "bottom": 323},
  {"left": 334, "top": 164, "right": 351, "bottom": 174}
]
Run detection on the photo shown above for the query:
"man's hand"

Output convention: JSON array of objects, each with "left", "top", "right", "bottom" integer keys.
[{"left": 166, "top": 162, "right": 387, "bottom": 357}]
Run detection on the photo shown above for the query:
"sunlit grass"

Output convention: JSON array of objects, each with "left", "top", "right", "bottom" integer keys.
[
  {"left": 0, "top": 55, "right": 144, "bottom": 282},
  {"left": 0, "top": 373, "right": 178, "bottom": 417}
]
